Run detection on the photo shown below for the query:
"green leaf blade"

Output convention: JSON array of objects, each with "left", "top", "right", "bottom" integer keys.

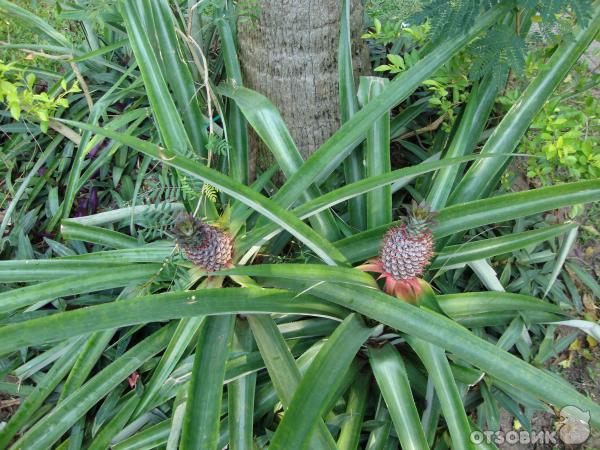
[
  {"left": 181, "top": 315, "right": 235, "bottom": 450},
  {"left": 369, "top": 343, "right": 429, "bottom": 450}
]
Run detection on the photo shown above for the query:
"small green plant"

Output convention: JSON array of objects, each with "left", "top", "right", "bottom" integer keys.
[
  {"left": 375, "top": 50, "right": 470, "bottom": 129},
  {"left": 206, "top": 132, "right": 231, "bottom": 158},
  {"left": 499, "top": 50, "right": 600, "bottom": 184},
  {"left": 200, "top": 182, "right": 219, "bottom": 203},
  {"left": 365, "top": 11, "right": 471, "bottom": 131},
  {"left": 362, "top": 17, "right": 429, "bottom": 45},
  {"left": 523, "top": 96, "right": 599, "bottom": 182},
  {"left": 0, "top": 61, "right": 79, "bottom": 131}
]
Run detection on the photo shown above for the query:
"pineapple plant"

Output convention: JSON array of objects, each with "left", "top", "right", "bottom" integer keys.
[
  {"left": 173, "top": 213, "right": 234, "bottom": 271},
  {"left": 359, "top": 202, "right": 435, "bottom": 301},
  {"left": 2, "top": 2, "right": 600, "bottom": 449}
]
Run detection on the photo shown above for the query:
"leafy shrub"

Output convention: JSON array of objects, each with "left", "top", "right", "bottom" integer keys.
[
  {"left": 499, "top": 52, "right": 600, "bottom": 184},
  {"left": 0, "top": 61, "right": 80, "bottom": 130}
]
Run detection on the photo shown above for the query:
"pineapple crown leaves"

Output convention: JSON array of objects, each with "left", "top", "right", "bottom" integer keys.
[
  {"left": 172, "top": 212, "right": 232, "bottom": 244},
  {"left": 218, "top": 204, "right": 233, "bottom": 229},
  {"left": 172, "top": 213, "right": 208, "bottom": 247},
  {"left": 402, "top": 201, "right": 437, "bottom": 236}
]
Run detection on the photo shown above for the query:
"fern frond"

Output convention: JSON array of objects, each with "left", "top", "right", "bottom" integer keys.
[
  {"left": 131, "top": 169, "right": 186, "bottom": 242},
  {"left": 206, "top": 133, "right": 230, "bottom": 157},
  {"left": 409, "top": 0, "right": 591, "bottom": 83},
  {"left": 201, "top": 183, "right": 219, "bottom": 203},
  {"left": 180, "top": 176, "right": 203, "bottom": 201}
]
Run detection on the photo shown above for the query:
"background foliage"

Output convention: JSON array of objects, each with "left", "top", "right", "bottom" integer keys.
[{"left": 0, "top": 0, "right": 599, "bottom": 449}]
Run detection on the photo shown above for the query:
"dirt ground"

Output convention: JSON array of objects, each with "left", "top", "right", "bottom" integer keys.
[
  {"left": 0, "top": 393, "right": 20, "bottom": 423},
  {"left": 499, "top": 333, "right": 600, "bottom": 450}
]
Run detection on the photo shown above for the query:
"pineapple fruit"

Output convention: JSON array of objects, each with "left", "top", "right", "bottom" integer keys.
[
  {"left": 358, "top": 202, "right": 435, "bottom": 302},
  {"left": 173, "top": 214, "right": 233, "bottom": 271}
]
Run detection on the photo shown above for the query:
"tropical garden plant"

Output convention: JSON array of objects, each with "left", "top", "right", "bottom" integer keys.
[{"left": 0, "top": 0, "right": 599, "bottom": 449}]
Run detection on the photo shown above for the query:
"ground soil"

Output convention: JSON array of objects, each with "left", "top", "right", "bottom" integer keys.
[
  {"left": 499, "top": 331, "right": 600, "bottom": 450},
  {"left": 0, "top": 392, "right": 19, "bottom": 423}
]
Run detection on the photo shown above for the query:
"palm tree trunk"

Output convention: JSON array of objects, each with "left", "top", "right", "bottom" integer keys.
[{"left": 237, "top": 0, "right": 369, "bottom": 179}]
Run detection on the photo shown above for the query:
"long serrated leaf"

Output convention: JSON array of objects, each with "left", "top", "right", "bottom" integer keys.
[
  {"left": 0, "top": 288, "right": 347, "bottom": 356},
  {"left": 437, "top": 292, "right": 562, "bottom": 316},
  {"left": 217, "top": 265, "right": 564, "bottom": 326},
  {"left": 268, "top": 314, "right": 372, "bottom": 450},
  {"left": 369, "top": 344, "right": 429, "bottom": 450},
  {"left": 120, "top": 0, "right": 191, "bottom": 156},
  {"left": 408, "top": 338, "right": 473, "bottom": 450},
  {"left": 217, "top": 18, "right": 248, "bottom": 184},
  {"left": 430, "top": 223, "right": 577, "bottom": 269},
  {"left": 60, "top": 220, "right": 140, "bottom": 249},
  {"left": 359, "top": 77, "right": 391, "bottom": 228},
  {"left": 0, "top": 264, "right": 160, "bottom": 314},
  {"left": 112, "top": 420, "right": 170, "bottom": 450},
  {"left": 149, "top": 0, "right": 208, "bottom": 155},
  {"left": 248, "top": 315, "right": 338, "bottom": 450},
  {"left": 544, "top": 225, "right": 578, "bottom": 297},
  {"left": 227, "top": 318, "right": 256, "bottom": 450},
  {"left": 549, "top": 320, "right": 600, "bottom": 341},
  {"left": 365, "top": 396, "right": 392, "bottom": 450},
  {"left": 88, "top": 394, "right": 141, "bottom": 450},
  {"left": 134, "top": 316, "right": 205, "bottom": 418},
  {"left": 468, "top": 259, "right": 505, "bottom": 292},
  {"left": 9, "top": 324, "right": 175, "bottom": 450},
  {"left": 566, "top": 262, "right": 600, "bottom": 299},
  {"left": 220, "top": 85, "right": 340, "bottom": 240},
  {"left": 337, "top": 371, "right": 370, "bottom": 450},
  {"left": 180, "top": 315, "right": 234, "bottom": 450},
  {"left": 338, "top": 0, "right": 366, "bottom": 230}
]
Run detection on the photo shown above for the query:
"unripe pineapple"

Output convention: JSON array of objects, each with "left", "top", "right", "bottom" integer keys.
[
  {"left": 358, "top": 202, "right": 435, "bottom": 302},
  {"left": 173, "top": 214, "right": 233, "bottom": 271}
]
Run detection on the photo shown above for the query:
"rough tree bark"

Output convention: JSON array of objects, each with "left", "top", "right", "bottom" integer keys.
[{"left": 237, "top": 0, "right": 369, "bottom": 179}]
